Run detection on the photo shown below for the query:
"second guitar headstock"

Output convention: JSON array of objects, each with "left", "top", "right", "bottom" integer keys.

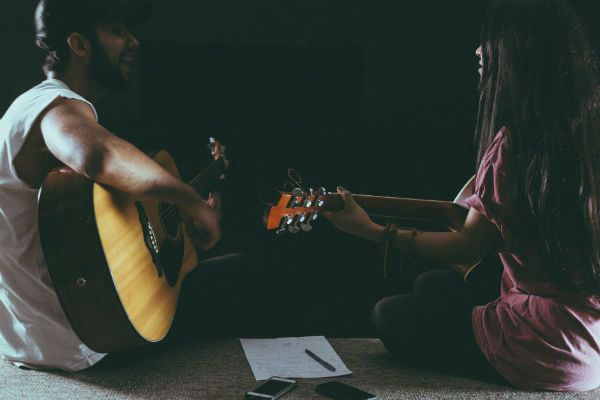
[{"left": 263, "top": 187, "right": 330, "bottom": 235}]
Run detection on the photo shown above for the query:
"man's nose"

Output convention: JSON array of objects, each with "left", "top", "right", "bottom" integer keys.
[{"left": 128, "top": 33, "right": 140, "bottom": 50}]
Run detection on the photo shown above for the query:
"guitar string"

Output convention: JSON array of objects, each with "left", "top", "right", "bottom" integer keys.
[
  {"left": 158, "top": 161, "right": 222, "bottom": 225},
  {"left": 160, "top": 163, "right": 219, "bottom": 221}
]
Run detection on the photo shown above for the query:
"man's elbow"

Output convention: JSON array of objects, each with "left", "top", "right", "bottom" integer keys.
[{"left": 73, "top": 145, "right": 110, "bottom": 181}]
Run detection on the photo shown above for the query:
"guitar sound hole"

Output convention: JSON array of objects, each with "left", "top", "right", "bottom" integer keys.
[{"left": 159, "top": 203, "right": 181, "bottom": 240}]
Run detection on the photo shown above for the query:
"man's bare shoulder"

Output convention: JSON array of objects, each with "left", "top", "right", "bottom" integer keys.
[
  {"left": 41, "top": 97, "right": 97, "bottom": 128},
  {"left": 36, "top": 96, "right": 111, "bottom": 175},
  {"left": 11, "top": 98, "right": 95, "bottom": 188}
]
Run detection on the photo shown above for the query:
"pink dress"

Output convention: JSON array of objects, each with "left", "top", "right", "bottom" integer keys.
[{"left": 466, "top": 129, "right": 600, "bottom": 391}]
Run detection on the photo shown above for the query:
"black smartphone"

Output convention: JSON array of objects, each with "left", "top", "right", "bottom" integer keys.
[
  {"left": 315, "top": 381, "right": 377, "bottom": 400},
  {"left": 245, "top": 377, "right": 297, "bottom": 399}
]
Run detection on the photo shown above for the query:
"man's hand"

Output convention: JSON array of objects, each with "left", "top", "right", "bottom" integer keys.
[
  {"left": 321, "top": 186, "right": 378, "bottom": 238},
  {"left": 206, "top": 191, "right": 222, "bottom": 223},
  {"left": 41, "top": 97, "right": 223, "bottom": 251},
  {"left": 180, "top": 199, "right": 221, "bottom": 251}
]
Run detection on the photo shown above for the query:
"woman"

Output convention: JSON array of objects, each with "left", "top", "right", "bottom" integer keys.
[{"left": 324, "top": 0, "right": 600, "bottom": 391}]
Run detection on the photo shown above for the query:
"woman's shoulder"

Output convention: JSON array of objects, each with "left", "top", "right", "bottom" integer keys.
[
  {"left": 480, "top": 127, "right": 512, "bottom": 169},
  {"left": 492, "top": 126, "right": 511, "bottom": 149}
]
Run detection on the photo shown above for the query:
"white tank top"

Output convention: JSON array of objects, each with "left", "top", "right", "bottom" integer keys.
[{"left": 0, "top": 79, "right": 106, "bottom": 371}]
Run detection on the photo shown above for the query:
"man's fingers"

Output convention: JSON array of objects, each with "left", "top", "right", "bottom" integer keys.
[
  {"left": 190, "top": 227, "right": 220, "bottom": 251},
  {"left": 195, "top": 236, "right": 219, "bottom": 251},
  {"left": 207, "top": 191, "right": 222, "bottom": 210},
  {"left": 185, "top": 216, "right": 221, "bottom": 251}
]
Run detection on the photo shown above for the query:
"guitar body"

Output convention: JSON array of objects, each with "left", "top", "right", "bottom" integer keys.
[{"left": 39, "top": 150, "right": 197, "bottom": 353}]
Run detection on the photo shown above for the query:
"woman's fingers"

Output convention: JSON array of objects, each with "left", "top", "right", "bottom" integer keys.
[
  {"left": 337, "top": 186, "right": 356, "bottom": 209},
  {"left": 322, "top": 186, "right": 354, "bottom": 220}
]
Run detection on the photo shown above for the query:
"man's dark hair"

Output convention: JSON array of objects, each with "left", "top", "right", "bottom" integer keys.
[
  {"left": 476, "top": 0, "right": 600, "bottom": 296},
  {"left": 34, "top": 0, "right": 152, "bottom": 74}
]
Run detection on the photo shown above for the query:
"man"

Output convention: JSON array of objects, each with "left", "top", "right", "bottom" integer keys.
[{"left": 0, "top": 0, "right": 232, "bottom": 371}]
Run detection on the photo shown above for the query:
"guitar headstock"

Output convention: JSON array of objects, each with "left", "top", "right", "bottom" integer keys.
[
  {"left": 208, "top": 137, "right": 230, "bottom": 177},
  {"left": 264, "top": 187, "right": 329, "bottom": 235},
  {"left": 209, "top": 137, "right": 229, "bottom": 164}
]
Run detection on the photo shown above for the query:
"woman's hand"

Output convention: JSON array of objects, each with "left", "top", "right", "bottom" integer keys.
[{"left": 321, "top": 186, "right": 379, "bottom": 239}]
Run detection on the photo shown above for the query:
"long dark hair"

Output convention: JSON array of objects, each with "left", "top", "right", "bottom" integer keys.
[{"left": 475, "top": 0, "right": 600, "bottom": 296}]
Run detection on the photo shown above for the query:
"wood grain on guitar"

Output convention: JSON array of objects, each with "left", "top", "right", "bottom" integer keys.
[{"left": 38, "top": 138, "right": 228, "bottom": 353}]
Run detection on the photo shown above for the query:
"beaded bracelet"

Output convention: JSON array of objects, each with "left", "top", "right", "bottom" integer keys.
[{"left": 382, "top": 223, "right": 398, "bottom": 278}]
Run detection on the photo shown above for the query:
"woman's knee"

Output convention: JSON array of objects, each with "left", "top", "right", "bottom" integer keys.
[
  {"left": 371, "top": 295, "right": 430, "bottom": 359},
  {"left": 371, "top": 295, "right": 423, "bottom": 338},
  {"left": 371, "top": 296, "right": 395, "bottom": 336},
  {"left": 413, "top": 269, "right": 463, "bottom": 298}
]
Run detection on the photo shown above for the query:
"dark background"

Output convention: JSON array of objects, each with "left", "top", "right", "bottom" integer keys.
[{"left": 0, "top": 0, "right": 492, "bottom": 337}]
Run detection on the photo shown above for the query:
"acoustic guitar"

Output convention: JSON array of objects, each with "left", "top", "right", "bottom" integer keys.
[
  {"left": 38, "top": 138, "right": 228, "bottom": 353},
  {"left": 263, "top": 176, "right": 484, "bottom": 281}
]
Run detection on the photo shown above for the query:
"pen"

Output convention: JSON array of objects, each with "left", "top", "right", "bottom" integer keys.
[{"left": 305, "top": 348, "right": 336, "bottom": 372}]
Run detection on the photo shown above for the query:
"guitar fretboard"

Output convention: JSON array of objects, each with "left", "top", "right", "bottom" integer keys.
[{"left": 189, "top": 158, "right": 227, "bottom": 194}]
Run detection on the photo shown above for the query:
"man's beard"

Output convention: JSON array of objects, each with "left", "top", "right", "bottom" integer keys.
[{"left": 90, "top": 42, "right": 131, "bottom": 93}]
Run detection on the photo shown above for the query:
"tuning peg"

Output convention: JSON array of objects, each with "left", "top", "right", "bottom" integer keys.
[
  {"left": 314, "top": 188, "right": 326, "bottom": 207},
  {"left": 315, "top": 188, "right": 326, "bottom": 207},
  {"left": 287, "top": 214, "right": 306, "bottom": 234},
  {"left": 275, "top": 215, "right": 294, "bottom": 236},
  {"left": 303, "top": 189, "right": 315, "bottom": 207},
  {"left": 208, "top": 137, "right": 216, "bottom": 153},
  {"left": 300, "top": 222, "right": 313, "bottom": 232},
  {"left": 287, "top": 188, "right": 304, "bottom": 208},
  {"left": 279, "top": 216, "right": 294, "bottom": 228},
  {"left": 287, "top": 224, "right": 300, "bottom": 234},
  {"left": 299, "top": 212, "right": 319, "bottom": 231}
]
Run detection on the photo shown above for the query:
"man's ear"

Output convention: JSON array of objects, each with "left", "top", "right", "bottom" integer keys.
[{"left": 66, "top": 33, "right": 91, "bottom": 59}]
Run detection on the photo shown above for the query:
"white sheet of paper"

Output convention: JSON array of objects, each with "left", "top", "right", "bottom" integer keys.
[{"left": 240, "top": 336, "right": 353, "bottom": 381}]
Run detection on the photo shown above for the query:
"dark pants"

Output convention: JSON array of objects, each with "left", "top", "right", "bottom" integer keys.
[
  {"left": 371, "top": 257, "right": 507, "bottom": 385},
  {"left": 95, "top": 253, "right": 279, "bottom": 368}
]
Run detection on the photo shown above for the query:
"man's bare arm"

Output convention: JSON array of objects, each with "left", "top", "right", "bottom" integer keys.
[{"left": 39, "top": 98, "right": 219, "bottom": 249}]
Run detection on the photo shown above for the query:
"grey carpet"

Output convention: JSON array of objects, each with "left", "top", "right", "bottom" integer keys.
[{"left": 0, "top": 338, "right": 598, "bottom": 399}]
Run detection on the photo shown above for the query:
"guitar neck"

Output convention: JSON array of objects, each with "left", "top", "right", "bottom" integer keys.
[
  {"left": 323, "top": 194, "right": 469, "bottom": 231},
  {"left": 188, "top": 158, "right": 226, "bottom": 195}
]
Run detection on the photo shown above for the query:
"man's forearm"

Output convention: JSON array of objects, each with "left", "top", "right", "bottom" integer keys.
[
  {"left": 84, "top": 133, "right": 203, "bottom": 207},
  {"left": 41, "top": 101, "right": 205, "bottom": 207}
]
